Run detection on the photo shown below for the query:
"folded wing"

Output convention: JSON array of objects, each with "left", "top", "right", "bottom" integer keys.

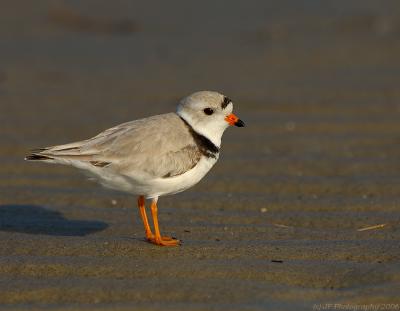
[{"left": 26, "top": 113, "right": 201, "bottom": 179}]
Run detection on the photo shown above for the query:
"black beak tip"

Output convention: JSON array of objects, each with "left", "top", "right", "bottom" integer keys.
[{"left": 235, "top": 119, "right": 245, "bottom": 127}]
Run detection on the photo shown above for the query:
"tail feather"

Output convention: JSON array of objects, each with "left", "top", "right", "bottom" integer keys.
[
  {"left": 30, "top": 148, "right": 48, "bottom": 153},
  {"left": 25, "top": 142, "right": 99, "bottom": 164},
  {"left": 25, "top": 150, "right": 95, "bottom": 161},
  {"left": 25, "top": 136, "right": 107, "bottom": 167},
  {"left": 25, "top": 153, "right": 54, "bottom": 161}
]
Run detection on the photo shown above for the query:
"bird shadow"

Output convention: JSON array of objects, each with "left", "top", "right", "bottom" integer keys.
[{"left": 0, "top": 204, "right": 108, "bottom": 236}]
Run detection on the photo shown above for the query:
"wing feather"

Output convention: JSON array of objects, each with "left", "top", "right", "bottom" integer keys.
[{"left": 28, "top": 113, "right": 201, "bottom": 178}]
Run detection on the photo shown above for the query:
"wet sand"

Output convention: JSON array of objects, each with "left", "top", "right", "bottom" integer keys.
[{"left": 1, "top": 1, "right": 400, "bottom": 310}]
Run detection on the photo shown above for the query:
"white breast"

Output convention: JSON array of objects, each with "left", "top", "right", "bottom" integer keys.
[
  {"left": 143, "top": 155, "right": 218, "bottom": 198},
  {"left": 80, "top": 154, "right": 219, "bottom": 199}
]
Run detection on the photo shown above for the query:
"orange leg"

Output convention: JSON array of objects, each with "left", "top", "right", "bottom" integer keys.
[
  {"left": 137, "top": 196, "right": 153, "bottom": 239},
  {"left": 137, "top": 196, "right": 179, "bottom": 246},
  {"left": 138, "top": 195, "right": 154, "bottom": 239},
  {"left": 148, "top": 198, "right": 180, "bottom": 246}
]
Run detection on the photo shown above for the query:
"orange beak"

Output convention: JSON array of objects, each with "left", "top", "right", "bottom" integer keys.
[{"left": 225, "top": 113, "right": 245, "bottom": 127}]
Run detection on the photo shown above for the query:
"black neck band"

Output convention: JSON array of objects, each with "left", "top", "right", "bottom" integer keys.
[{"left": 180, "top": 117, "right": 219, "bottom": 159}]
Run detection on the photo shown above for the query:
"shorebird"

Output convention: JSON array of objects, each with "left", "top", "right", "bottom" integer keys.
[{"left": 26, "top": 91, "right": 245, "bottom": 246}]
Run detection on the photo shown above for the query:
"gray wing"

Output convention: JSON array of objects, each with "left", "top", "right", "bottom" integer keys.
[{"left": 29, "top": 113, "right": 201, "bottom": 178}]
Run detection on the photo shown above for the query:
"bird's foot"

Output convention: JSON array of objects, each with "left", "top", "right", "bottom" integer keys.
[{"left": 146, "top": 234, "right": 180, "bottom": 246}]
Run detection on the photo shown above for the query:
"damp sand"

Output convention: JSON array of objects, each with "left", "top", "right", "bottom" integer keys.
[{"left": 1, "top": 1, "right": 400, "bottom": 310}]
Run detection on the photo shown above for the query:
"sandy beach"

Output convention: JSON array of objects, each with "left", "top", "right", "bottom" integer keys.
[{"left": 1, "top": 1, "right": 400, "bottom": 310}]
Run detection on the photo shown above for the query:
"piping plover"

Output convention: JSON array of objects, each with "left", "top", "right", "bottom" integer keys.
[{"left": 26, "top": 91, "right": 245, "bottom": 246}]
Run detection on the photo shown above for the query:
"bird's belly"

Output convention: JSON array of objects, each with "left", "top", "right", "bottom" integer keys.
[
  {"left": 83, "top": 155, "right": 217, "bottom": 198},
  {"left": 133, "top": 155, "right": 218, "bottom": 198}
]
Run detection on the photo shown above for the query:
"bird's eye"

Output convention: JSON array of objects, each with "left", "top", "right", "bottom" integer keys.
[{"left": 203, "top": 108, "right": 214, "bottom": 115}]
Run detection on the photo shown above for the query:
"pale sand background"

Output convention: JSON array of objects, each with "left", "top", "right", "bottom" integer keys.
[{"left": 1, "top": 1, "right": 400, "bottom": 310}]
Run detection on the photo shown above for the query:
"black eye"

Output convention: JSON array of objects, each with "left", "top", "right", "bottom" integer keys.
[{"left": 203, "top": 108, "right": 214, "bottom": 115}]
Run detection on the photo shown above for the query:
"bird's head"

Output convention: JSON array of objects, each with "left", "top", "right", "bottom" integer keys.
[{"left": 177, "top": 91, "right": 244, "bottom": 147}]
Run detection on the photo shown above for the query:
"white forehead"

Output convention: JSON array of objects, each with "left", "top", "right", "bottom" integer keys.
[{"left": 179, "top": 91, "right": 233, "bottom": 112}]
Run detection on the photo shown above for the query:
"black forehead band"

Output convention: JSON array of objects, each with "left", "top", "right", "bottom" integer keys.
[{"left": 221, "top": 96, "right": 232, "bottom": 109}]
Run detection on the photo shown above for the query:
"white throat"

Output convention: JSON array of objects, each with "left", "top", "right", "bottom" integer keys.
[{"left": 176, "top": 110, "right": 228, "bottom": 148}]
